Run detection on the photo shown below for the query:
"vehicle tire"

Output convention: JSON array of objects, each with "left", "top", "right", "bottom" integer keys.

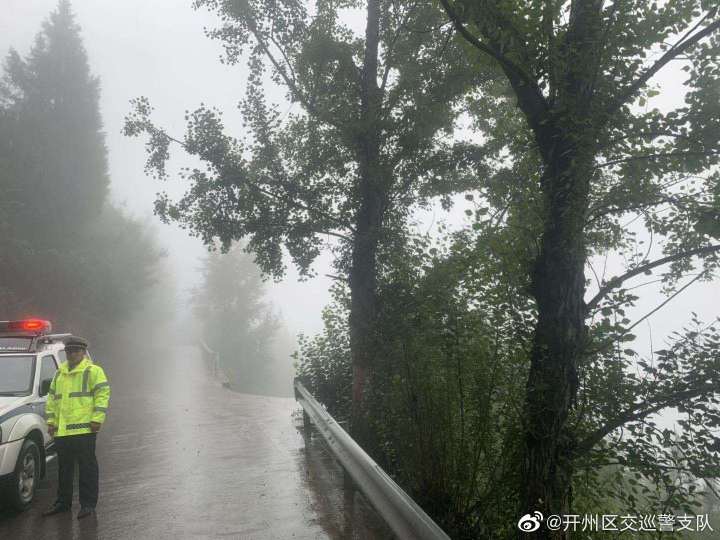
[{"left": 7, "top": 439, "right": 40, "bottom": 511}]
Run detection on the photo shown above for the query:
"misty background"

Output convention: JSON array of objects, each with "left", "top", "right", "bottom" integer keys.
[
  {"left": 3, "top": 0, "right": 334, "bottom": 335},
  {"left": 2, "top": 0, "right": 718, "bottom": 393},
  {"left": 1, "top": 2, "right": 720, "bottom": 537}
]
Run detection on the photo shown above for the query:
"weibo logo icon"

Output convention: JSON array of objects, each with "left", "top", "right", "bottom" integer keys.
[{"left": 517, "top": 511, "right": 544, "bottom": 532}]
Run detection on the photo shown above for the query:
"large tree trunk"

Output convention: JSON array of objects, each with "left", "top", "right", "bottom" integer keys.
[
  {"left": 348, "top": 178, "right": 383, "bottom": 436},
  {"left": 516, "top": 5, "right": 604, "bottom": 537},
  {"left": 348, "top": 0, "right": 384, "bottom": 439},
  {"left": 519, "top": 143, "right": 592, "bottom": 539}
]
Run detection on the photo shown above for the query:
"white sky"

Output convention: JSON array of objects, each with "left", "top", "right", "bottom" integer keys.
[{"left": 2, "top": 0, "right": 718, "bottom": 354}]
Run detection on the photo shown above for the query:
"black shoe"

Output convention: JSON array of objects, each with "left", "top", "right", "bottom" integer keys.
[
  {"left": 42, "top": 504, "right": 71, "bottom": 516},
  {"left": 77, "top": 507, "right": 95, "bottom": 520}
]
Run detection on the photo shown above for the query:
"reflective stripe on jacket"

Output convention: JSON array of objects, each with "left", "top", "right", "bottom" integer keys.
[{"left": 45, "top": 356, "right": 111, "bottom": 437}]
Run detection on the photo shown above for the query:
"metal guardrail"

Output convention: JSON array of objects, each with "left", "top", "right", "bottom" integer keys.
[
  {"left": 294, "top": 379, "right": 451, "bottom": 540},
  {"left": 200, "top": 341, "right": 230, "bottom": 387}
]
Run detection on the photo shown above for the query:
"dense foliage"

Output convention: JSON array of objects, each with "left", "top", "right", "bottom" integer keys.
[
  {"left": 438, "top": 1, "right": 720, "bottom": 533},
  {"left": 296, "top": 222, "right": 538, "bottom": 537}
]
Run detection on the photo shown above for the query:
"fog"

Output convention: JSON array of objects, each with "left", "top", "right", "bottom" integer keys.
[
  {"left": 3, "top": 0, "right": 335, "bottom": 342},
  {"left": 3, "top": 0, "right": 718, "bottom": 398},
  {"left": 2, "top": 2, "right": 720, "bottom": 536}
]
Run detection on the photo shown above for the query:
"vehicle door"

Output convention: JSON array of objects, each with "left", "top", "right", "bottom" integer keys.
[{"left": 36, "top": 353, "right": 58, "bottom": 446}]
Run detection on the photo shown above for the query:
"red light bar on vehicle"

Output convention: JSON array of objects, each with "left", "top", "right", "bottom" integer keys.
[{"left": 0, "top": 319, "right": 53, "bottom": 335}]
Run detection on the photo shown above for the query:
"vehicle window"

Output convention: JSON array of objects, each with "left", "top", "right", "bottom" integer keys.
[
  {"left": 0, "top": 337, "right": 33, "bottom": 352},
  {"left": 39, "top": 355, "right": 57, "bottom": 386},
  {"left": 0, "top": 355, "right": 35, "bottom": 395}
]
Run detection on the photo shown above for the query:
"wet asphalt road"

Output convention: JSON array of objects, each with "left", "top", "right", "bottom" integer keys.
[{"left": 0, "top": 344, "right": 391, "bottom": 540}]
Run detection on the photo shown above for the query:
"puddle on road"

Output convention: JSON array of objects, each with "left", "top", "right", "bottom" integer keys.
[{"left": 292, "top": 413, "right": 394, "bottom": 540}]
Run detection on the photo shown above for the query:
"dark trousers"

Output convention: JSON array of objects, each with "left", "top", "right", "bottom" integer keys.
[{"left": 54, "top": 433, "right": 99, "bottom": 509}]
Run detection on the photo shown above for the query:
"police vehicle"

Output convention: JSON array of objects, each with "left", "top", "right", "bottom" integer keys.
[{"left": 0, "top": 319, "right": 77, "bottom": 510}]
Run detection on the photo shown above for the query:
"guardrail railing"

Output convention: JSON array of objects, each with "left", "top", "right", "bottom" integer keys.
[
  {"left": 294, "top": 379, "right": 451, "bottom": 540},
  {"left": 200, "top": 341, "right": 230, "bottom": 388}
]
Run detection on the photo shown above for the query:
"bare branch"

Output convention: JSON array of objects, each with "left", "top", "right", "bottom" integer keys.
[
  {"left": 438, "top": 0, "right": 515, "bottom": 71},
  {"left": 268, "top": 33, "right": 299, "bottom": 88},
  {"left": 586, "top": 193, "right": 702, "bottom": 226},
  {"left": 624, "top": 272, "right": 704, "bottom": 333},
  {"left": 438, "top": 0, "right": 551, "bottom": 139},
  {"left": 586, "top": 244, "right": 720, "bottom": 313},
  {"left": 380, "top": 4, "right": 416, "bottom": 93},
  {"left": 705, "top": 478, "right": 720, "bottom": 501},
  {"left": 576, "top": 382, "right": 719, "bottom": 457},
  {"left": 599, "top": 130, "right": 700, "bottom": 151},
  {"left": 595, "top": 151, "right": 720, "bottom": 169},
  {"left": 317, "top": 231, "right": 352, "bottom": 242}
]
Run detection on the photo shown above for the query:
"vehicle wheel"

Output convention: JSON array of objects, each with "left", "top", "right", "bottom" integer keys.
[{"left": 7, "top": 439, "right": 40, "bottom": 511}]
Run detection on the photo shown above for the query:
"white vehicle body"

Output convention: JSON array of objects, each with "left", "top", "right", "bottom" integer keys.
[
  {"left": 0, "top": 322, "right": 76, "bottom": 510},
  {"left": 0, "top": 349, "right": 62, "bottom": 475}
]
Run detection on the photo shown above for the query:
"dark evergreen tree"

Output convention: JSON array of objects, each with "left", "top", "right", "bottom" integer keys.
[
  {"left": 0, "top": 1, "right": 163, "bottom": 342},
  {"left": 2, "top": 0, "right": 107, "bottom": 242}
]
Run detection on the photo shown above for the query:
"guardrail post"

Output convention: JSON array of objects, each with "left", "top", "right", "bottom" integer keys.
[
  {"left": 294, "top": 379, "right": 312, "bottom": 439},
  {"left": 302, "top": 410, "right": 312, "bottom": 439}
]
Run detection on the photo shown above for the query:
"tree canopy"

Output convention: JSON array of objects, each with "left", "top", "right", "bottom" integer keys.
[{"left": 124, "top": 0, "right": 498, "bottom": 432}]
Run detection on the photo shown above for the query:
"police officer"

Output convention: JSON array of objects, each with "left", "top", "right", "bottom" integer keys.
[{"left": 42, "top": 336, "right": 110, "bottom": 519}]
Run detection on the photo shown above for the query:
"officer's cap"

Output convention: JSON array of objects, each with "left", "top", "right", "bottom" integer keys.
[{"left": 65, "top": 336, "right": 89, "bottom": 350}]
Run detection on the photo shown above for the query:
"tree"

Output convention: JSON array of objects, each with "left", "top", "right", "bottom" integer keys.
[
  {"left": 298, "top": 221, "right": 538, "bottom": 538},
  {"left": 193, "top": 244, "right": 286, "bottom": 395},
  {"left": 124, "top": 0, "right": 488, "bottom": 434},
  {"left": 436, "top": 0, "right": 720, "bottom": 534},
  {"left": 0, "top": 1, "right": 164, "bottom": 341},
  {"left": 1, "top": 0, "right": 108, "bottom": 240}
]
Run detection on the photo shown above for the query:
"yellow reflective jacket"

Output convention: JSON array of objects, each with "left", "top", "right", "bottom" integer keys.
[{"left": 45, "top": 356, "right": 111, "bottom": 437}]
